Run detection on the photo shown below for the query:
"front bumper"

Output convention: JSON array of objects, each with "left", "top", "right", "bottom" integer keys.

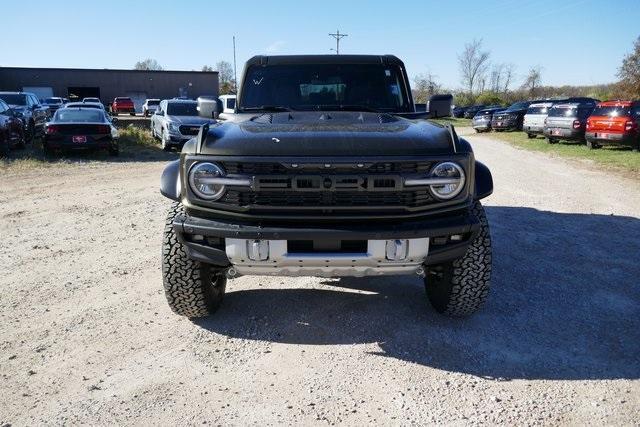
[
  {"left": 174, "top": 210, "right": 480, "bottom": 276},
  {"left": 472, "top": 120, "right": 491, "bottom": 130},
  {"left": 491, "top": 119, "right": 518, "bottom": 130}
]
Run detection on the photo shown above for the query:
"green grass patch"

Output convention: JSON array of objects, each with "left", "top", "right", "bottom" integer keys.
[
  {"left": 0, "top": 125, "right": 170, "bottom": 172},
  {"left": 486, "top": 131, "right": 640, "bottom": 178}
]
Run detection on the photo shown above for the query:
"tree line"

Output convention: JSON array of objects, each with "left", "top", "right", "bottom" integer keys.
[{"left": 413, "top": 36, "right": 640, "bottom": 106}]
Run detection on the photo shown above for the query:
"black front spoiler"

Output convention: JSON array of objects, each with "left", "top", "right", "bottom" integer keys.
[{"left": 174, "top": 211, "right": 480, "bottom": 268}]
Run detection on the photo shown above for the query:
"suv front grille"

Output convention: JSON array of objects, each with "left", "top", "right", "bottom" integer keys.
[
  {"left": 212, "top": 160, "right": 442, "bottom": 214},
  {"left": 179, "top": 125, "right": 201, "bottom": 136}
]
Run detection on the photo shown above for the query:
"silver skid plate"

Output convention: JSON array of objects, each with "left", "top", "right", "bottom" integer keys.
[{"left": 225, "top": 238, "right": 429, "bottom": 277}]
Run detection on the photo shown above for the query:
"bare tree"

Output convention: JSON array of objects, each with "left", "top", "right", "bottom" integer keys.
[
  {"left": 201, "top": 65, "right": 214, "bottom": 72},
  {"left": 502, "top": 63, "right": 516, "bottom": 93},
  {"left": 617, "top": 36, "right": 640, "bottom": 99},
  {"left": 133, "top": 58, "right": 163, "bottom": 71},
  {"left": 458, "top": 39, "right": 491, "bottom": 97},
  {"left": 216, "top": 60, "right": 235, "bottom": 93},
  {"left": 521, "top": 66, "right": 543, "bottom": 97},
  {"left": 413, "top": 72, "right": 442, "bottom": 103}
]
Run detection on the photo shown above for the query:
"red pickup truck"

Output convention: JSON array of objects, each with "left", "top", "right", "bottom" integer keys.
[
  {"left": 585, "top": 100, "right": 640, "bottom": 150},
  {"left": 111, "top": 97, "right": 136, "bottom": 116}
]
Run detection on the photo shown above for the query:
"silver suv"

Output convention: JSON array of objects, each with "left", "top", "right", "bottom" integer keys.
[
  {"left": 150, "top": 99, "right": 216, "bottom": 151},
  {"left": 523, "top": 102, "right": 554, "bottom": 138}
]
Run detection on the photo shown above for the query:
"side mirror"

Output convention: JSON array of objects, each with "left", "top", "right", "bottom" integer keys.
[{"left": 197, "top": 96, "right": 220, "bottom": 119}]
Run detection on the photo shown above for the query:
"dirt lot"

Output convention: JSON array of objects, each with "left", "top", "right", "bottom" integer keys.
[{"left": 1, "top": 134, "right": 639, "bottom": 425}]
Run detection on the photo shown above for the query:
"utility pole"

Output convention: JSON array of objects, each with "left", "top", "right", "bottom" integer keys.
[
  {"left": 232, "top": 36, "right": 238, "bottom": 93},
  {"left": 329, "top": 30, "right": 348, "bottom": 54}
]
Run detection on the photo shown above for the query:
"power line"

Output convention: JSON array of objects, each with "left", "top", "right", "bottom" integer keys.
[{"left": 329, "top": 30, "right": 348, "bottom": 55}]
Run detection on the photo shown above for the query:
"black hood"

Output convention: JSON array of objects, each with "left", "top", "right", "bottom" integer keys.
[{"left": 199, "top": 112, "right": 456, "bottom": 157}]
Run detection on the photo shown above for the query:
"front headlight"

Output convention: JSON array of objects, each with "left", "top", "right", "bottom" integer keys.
[
  {"left": 188, "top": 162, "right": 226, "bottom": 200},
  {"left": 168, "top": 122, "right": 180, "bottom": 132},
  {"left": 428, "top": 162, "right": 466, "bottom": 200}
]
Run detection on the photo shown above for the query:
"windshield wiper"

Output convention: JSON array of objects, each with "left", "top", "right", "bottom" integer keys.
[{"left": 242, "top": 105, "right": 293, "bottom": 112}]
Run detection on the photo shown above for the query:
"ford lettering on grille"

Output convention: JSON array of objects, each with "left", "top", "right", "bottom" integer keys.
[{"left": 253, "top": 175, "right": 402, "bottom": 192}]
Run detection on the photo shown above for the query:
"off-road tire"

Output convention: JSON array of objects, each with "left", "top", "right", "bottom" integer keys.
[
  {"left": 546, "top": 137, "right": 557, "bottom": 144},
  {"left": 527, "top": 133, "right": 535, "bottom": 139},
  {"left": 425, "top": 201, "right": 492, "bottom": 317},
  {"left": 586, "top": 140, "right": 599, "bottom": 150},
  {"left": 162, "top": 202, "right": 226, "bottom": 317}
]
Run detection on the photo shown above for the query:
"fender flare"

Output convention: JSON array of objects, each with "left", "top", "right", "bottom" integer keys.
[
  {"left": 474, "top": 161, "right": 493, "bottom": 200},
  {"left": 160, "top": 160, "right": 181, "bottom": 201}
]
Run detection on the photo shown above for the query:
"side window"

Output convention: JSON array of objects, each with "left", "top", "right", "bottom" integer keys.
[{"left": 30, "top": 95, "right": 39, "bottom": 106}]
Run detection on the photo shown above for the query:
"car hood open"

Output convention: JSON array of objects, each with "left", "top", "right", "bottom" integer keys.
[{"left": 199, "top": 112, "right": 457, "bottom": 157}]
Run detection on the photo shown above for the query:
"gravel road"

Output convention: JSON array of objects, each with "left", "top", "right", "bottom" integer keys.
[{"left": 1, "top": 135, "right": 639, "bottom": 425}]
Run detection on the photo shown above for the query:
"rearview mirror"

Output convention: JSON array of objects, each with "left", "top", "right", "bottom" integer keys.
[{"left": 197, "top": 96, "right": 220, "bottom": 119}]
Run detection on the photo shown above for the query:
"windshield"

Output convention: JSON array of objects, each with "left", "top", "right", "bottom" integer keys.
[
  {"left": 226, "top": 98, "right": 236, "bottom": 109},
  {"left": 591, "top": 106, "right": 631, "bottom": 118},
  {"left": 147, "top": 100, "right": 160, "bottom": 106},
  {"left": 115, "top": 98, "right": 132, "bottom": 102},
  {"left": 240, "top": 63, "right": 411, "bottom": 112},
  {"left": 66, "top": 103, "right": 101, "bottom": 109},
  {"left": 0, "top": 94, "right": 27, "bottom": 106},
  {"left": 167, "top": 102, "right": 198, "bottom": 116},
  {"left": 45, "top": 98, "right": 63, "bottom": 104},
  {"left": 548, "top": 106, "right": 578, "bottom": 118},
  {"left": 506, "top": 101, "right": 529, "bottom": 111},
  {"left": 56, "top": 109, "right": 105, "bottom": 122}
]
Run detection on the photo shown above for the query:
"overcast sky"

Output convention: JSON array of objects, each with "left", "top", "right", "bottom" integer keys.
[{"left": 3, "top": 0, "right": 639, "bottom": 89}]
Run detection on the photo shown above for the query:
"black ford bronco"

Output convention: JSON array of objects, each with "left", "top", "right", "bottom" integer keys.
[{"left": 160, "top": 55, "right": 493, "bottom": 318}]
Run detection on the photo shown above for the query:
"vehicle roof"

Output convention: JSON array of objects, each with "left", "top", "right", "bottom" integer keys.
[
  {"left": 146, "top": 98, "right": 160, "bottom": 101},
  {"left": 65, "top": 102, "right": 103, "bottom": 108},
  {"left": 528, "top": 102, "right": 554, "bottom": 108},
  {"left": 166, "top": 99, "right": 197, "bottom": 103},
  {"left": 246, "top": 54, "right": 405, "bottom": 66},
  {"left": 597, "top": 100, "right": 638, "bottom": 107},
  {"left": 0, "top": 91, "right": 31, "bottom": 95},
  {"left": 551, "top": 103, "right": 583, "bottom": 108}
]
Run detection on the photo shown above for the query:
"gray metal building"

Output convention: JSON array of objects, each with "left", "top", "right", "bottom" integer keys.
[{"left": 0, "top": 67, "right": 219, "bottom": 112}]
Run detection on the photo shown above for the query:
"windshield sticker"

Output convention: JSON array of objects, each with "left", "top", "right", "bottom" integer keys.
[{"left": 253, "top": 77, "right": 264, "bottom": 85}]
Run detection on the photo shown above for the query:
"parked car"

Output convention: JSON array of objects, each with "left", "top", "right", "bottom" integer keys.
[
  {"left": 43, "top": 107, "right": 119, "bottom": 156},
  {"left": 491, "top": 101, "right": 532, "bottom": 131},
  {"left": 472, "top": 106, "right": 505, "bottom": 132},
  {"left": 0, "top": 92, "right": 49, "bottom": 142},
  {"left": 142, "top": 99, "right": 160, "bottom": 116},
  {"left": 83, "top": 97, "right": 102, "bottom": 104},
  {"left": 542, "top": 100, "right": 598, "bottom": 144},
  {"left": 150, "top": 99, "right": 216, "bottom": 151},
  {"left": 111, "top": 97, "right": 135, "bottom": 115},
  {"left": 523, "top": 102, "right": 555, "bottom": 138},
  {"left": 42, "top": 97, "right": 66, "bottom": 115},
  {"left": 452, "top": 105, "right": 468, "bottom": 118},
  {"left": 585, "top": 101, "right": 640, "bottom": 150},
  {"left": 158, "top": 54, "right": 494, "bottom": 319},
  {"left": 0, "top": 99, "right": 26, "bottom": 156},
  {"left": 463, "top": 105, "right": 486, "bottom": 119}
]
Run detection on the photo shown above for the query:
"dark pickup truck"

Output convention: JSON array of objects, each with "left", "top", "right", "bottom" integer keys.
[{"left": 159, "top": 55, "right": 494, "bottom": 319}]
